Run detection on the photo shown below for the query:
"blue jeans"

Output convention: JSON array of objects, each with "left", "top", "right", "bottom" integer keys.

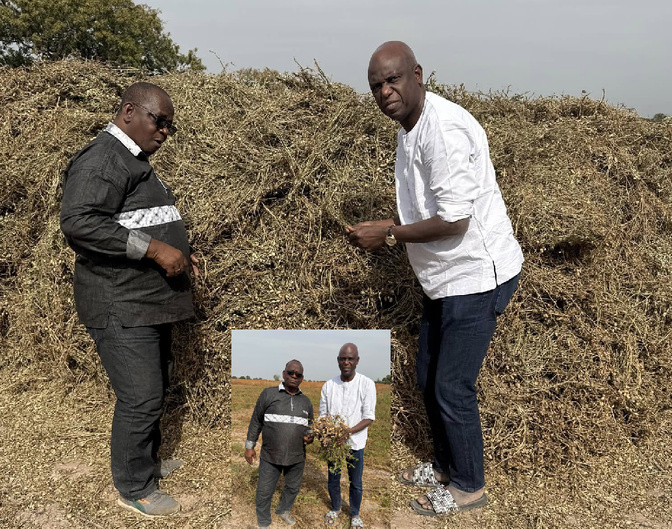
[
  {"left": 256, "top": 459, "right": 305, "bottom": 527},
  {"left": 328, "top": 448, "right": 364, "bottom": 517},
  {"left": 416, "top": 274, "right": 520, "bottom": 493},
  {"left": 87, "top": 315, "right": 173, "bottom": 500}
]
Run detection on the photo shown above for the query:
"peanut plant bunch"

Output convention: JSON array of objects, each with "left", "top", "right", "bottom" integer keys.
[{"left": 312, "top": 415, "right": 353, "bottom": 474}]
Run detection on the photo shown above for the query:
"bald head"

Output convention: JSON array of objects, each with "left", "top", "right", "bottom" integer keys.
[
  {"left": 369, "top": 41, "right": 418, "bottom": 74},
  {"left": 339, "top": 343, "right": 359, "bottom": 357},
  {"left": 285, "top": 359, "right": 303, "bottom": 372},
  {"left": 113, "top": 82, "right": 174, "bottom": 155},
  {"left": 367, "top": 41, "right": 425, "bottom": 131},
  {"left": 118, "top": 82, "right": 171, "bottom": 114}
]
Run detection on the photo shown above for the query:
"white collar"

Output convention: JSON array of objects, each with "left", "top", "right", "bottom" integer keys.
[
  {"left": 279, "top": 382, "right": 302, "bottom": 395},
  {"left": 105, "top": 123, "right": 143, "bottom": 157},
  {"left": 339, "top": 372, "right": 358, "bottom": 384}
]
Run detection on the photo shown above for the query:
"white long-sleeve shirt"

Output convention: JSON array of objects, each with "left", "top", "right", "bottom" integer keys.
[
  {"left": 319, "top": 373, "right": 376, "bottom": 451},
  {"left": 395, "top": 92, "right": 524, "bottom": 299}
]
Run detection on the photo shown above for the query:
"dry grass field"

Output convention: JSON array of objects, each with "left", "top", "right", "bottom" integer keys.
[
  {"left": 0, "top": 60, "right": 671, "bottom": 528},
  {"left": 230, "top": 379, "right": 390, "bottom": 529},
  {"left": 0, "top": 375, "right": 231, "bottom": 528}
]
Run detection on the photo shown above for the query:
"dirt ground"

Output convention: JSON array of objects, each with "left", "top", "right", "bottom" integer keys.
[
  {"left": 389, "top": 432, "right": 672, "bottom": 529},
  {"left": 0, "top": 373, "right": 231, "bottom": 529},
  {"left": 2, "top": 372, "right": 671, "bottom": 529},
  {"left": 228, "top": 455, "right": 389, "bottom": 529}
]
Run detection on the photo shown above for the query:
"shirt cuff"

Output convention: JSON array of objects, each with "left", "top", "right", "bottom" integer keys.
[
  {"left": 436, "top": 201, "right": 473, "bottom": 223},
  {"left": 127, "top": 229, "right": 152, "bottom": 260},
  {"left": 245, "top": 440, "right": 256, "bottom": 450}
]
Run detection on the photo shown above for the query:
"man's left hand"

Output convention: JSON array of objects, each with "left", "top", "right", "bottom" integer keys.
[
  {"left": 346, "top": 220, "right": 390, "bottom": 250},
  {"left": 303, "top": 434, "right": 314, "bottom": 445},
  {"left": 145, "top": 238, "right": 189, "bottom": 277},
  {"left": 335, "top": 430, "right": 352, "bottom": 446}
]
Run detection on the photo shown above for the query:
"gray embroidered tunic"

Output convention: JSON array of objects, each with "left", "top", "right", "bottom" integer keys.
[
  {"left": 60, "top": 129, "right": 193, "bottom": 328},
  {"left": 246, "top": 384, "right": 314, "bottom": 466}
]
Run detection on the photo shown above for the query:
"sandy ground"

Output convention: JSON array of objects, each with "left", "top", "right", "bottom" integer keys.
[
  {"left": 0, "top": 373, "right": 231, "bottom": 529},
  {"left": 2, "top": 372, "right": 671, "bottom": 529},
  {"left": 227, "top": 458, "right": 390, "bottom": 529},
  {"left": 389, "top": 443, "right": 672, "bottom": 529}
]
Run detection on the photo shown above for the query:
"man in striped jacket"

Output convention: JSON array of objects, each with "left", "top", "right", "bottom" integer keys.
[
  {"left": 245, "top": 360, "right": 315, "bottom": 528},
  {"left": 61, "top": 82, "right": 197, "bottom": 517}
]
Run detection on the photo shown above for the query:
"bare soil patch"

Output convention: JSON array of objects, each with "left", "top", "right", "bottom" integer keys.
[{"left": 0, "top": 373, "right": 230, "bottom": 529}]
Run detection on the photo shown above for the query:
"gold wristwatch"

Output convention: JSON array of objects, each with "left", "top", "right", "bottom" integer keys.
[{"left": 385, "top": 224, "right": 397, "bottom": 246}]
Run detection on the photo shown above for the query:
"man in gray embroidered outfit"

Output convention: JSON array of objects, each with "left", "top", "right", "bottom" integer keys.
[
  {"left": 245, "top": 360, "right": 314, "bottom": 528},
  {"left": 61, "top": 82, "right": 197, "bottom": 517}
]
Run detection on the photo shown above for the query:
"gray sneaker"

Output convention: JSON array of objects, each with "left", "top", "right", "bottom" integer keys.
[
  {"left": 117, "top": 490, "right": 180, "bottom": 517},
  {"left": 277, "top": 510, "right": 296, "bottom": 525},
  {"left": 153, "top": 458, "right": 183, "bottom": 479}
]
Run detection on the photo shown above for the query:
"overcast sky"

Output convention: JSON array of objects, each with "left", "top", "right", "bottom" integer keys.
[
  {"left": 231, "top": 329, "right": 390, "bottom": 381},
  {"left": 143, "top": 0, "right": 670, "bottom": 118}
]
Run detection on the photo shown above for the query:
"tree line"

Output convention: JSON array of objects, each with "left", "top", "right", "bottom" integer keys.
[
  {"left": 0, "top": 0, "right": 203, "bottom": 71},
  {"left": 231, "top": 375, "right": 392, "bottom": 384}
]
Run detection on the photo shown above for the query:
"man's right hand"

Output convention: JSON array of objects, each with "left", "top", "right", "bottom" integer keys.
[
  {"left": 245, "top": 448, "right": 257, "bottom": 465},
  {"left": 346, "top": 219, "right": 394, "bottom": 251},
  {"left": 145, "top": 238, "right": 189, "bottom": 277}
]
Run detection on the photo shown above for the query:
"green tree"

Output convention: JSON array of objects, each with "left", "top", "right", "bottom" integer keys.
[
  {"left": 0, "top": 0, "right": 204, "bottom": 71},
  {"left": 375, "top": 374, "right": 391, "bottom": 385},
  {"left": 652, "top": 113, "right": 668, "bottom": 123}
]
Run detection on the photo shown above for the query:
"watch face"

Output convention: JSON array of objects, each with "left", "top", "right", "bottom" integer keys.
[{"left": 386, "top": 224, "right": 397, "bottom": 246}]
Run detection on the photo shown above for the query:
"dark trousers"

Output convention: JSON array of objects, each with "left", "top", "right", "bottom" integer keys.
[
  {"left": 328, "top": 448, "right": 364, "bottom": 517},
  {"left": 416, "top": 273, "right": 520, "bottom": 493},
  {"left": 87, "top": 314, "right": 173, "bottom": 500},
  {"left": 256, "top": 458, "right": 305, "bottom": 527}
]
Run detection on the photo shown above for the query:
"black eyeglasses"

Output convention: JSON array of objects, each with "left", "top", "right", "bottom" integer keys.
[
  {"left": 133, "top": 102, "right": 177, "bottom": 135},
  {"left": 286, "top": 370, "right": 303, "bottom": 379}
]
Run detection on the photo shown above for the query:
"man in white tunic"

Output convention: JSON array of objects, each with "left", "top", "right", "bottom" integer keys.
[
  {"left": 319, "top": 343, "right": 376, "bottom": 529},
  {"left": 347, "top": 41, "right": 523, "bottom": 516}
]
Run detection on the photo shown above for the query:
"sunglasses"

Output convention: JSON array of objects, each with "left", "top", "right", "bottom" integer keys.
[
  {"left": 133, "top": 102, "right": 178, "bottom": 135},
  {"left": 286, "top": 370, "right": 304, "bottom": 379}
]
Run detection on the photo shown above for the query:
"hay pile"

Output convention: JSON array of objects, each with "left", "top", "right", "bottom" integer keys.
[{"left": 0, "top": 59, "right": 671, "bottom": 498}]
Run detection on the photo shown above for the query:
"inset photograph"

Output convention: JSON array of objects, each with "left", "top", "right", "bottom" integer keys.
[{"left": 230, "top": 329, "right": 391, "bottom": 529}]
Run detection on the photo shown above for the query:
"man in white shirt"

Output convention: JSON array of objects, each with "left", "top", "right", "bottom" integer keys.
[
  {"left": 347, "top": 41, "right": 523, "bottom": 517},
  {"left": 319, "top": 343, "right": 376, "bottom": 529}
]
